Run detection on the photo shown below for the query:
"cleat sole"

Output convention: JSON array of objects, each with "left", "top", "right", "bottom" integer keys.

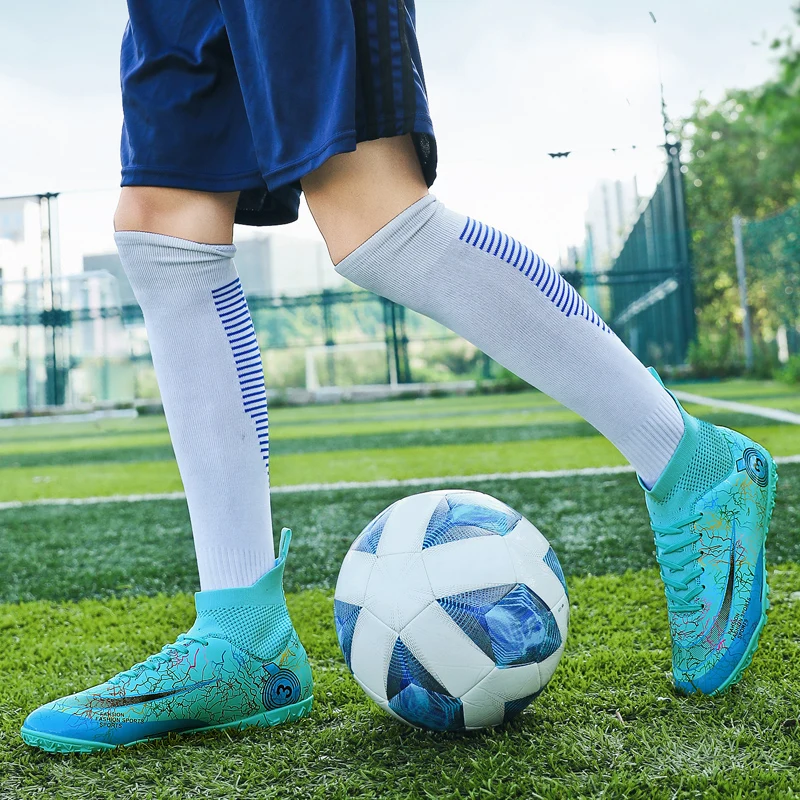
[{"left": 20, "top": 695, "right": 313, "bottom": 754}]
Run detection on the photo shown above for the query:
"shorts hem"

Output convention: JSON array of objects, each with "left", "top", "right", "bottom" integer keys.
[
  {"left": 120, "top": 166, "right": 266, "bottom": 192},
  {"left": 261, "top": 130, "right": 358, "bottom": 190},
  {"left": 262, "top": 115, "right": 435, "bottom": 190}
]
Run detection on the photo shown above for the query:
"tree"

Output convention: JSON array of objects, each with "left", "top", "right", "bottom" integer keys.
[{"left": 678, "top": 5, "right": 800, "bottom": 373}]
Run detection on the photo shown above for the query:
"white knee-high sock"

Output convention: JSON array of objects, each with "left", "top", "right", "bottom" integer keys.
[
  {"left": 335, "top": 196, "right": 685, "bottom": 487},
  {"left": 116, "top": 232, "right": 274, "bottom": 590}
]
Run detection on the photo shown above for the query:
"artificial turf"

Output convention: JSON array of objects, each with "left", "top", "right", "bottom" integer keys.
[
  {"left": 3, "top": 568, "right": 800, "bottom": 799},
  {"left": 1, "top": 464, "right": 799, "bottom": 604},
  {"left": 2, "top": 382, "right": 800, "bottom": 798}
]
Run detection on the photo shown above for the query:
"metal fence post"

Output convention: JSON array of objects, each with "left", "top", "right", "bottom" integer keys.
[{"left": 732, "top": 215, "right": 755, "bottom": 372}]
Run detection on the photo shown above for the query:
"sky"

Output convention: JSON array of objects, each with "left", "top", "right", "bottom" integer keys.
[{"left": 0, "top": 0, "right": 796, "bottom": 274}]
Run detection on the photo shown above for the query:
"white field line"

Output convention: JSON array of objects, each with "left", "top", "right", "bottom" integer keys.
[
  {"left": 2, "top": 455, "right": 800, "bottom": 511},
  {"left": 673, "top": 391, "right": 800, "bottom": 425}
]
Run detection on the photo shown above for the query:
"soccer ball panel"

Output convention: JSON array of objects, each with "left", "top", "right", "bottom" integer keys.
[
  {"left": 538, "top": 596, "right": 570, "bottom": 686},
  {"left": 505, "top": 517, "right": 552, "bottom": 560},
  {"left": 385, "top": 636, "right": 466, "bottom": 731},
  {"left": 552, "top": 594, "right": 570, "bottom": 641},
  {"left": 334, "top": 550, "right": 376, "bottom": 607},
  {"left": 376, "top": 492, "right": 443, "bottom": 556},
  {"left": 333, "top": 599, "right": 362, "bottom": 670},
  {"left": 363, "top": 552, "right": 434, "bottom": 632},
  {"left": 468, "top": 662, "right": 542, "bottom": 703},
  {"left": 349, "top": 608, "right": 398, "bottom": 702},
  {"left": 400, "top": 602, "right": 495, "bottom": 697},
  {"left": 461, "top": 692, "right": 505, "bottom": 729},
  {"left": 422, "top": 535, "right": 516, "bottom": 598},
  {"left": 421, "top": 491, "right": 523, "bottom": 549},
  {"left": 505, "top": 522, "right": 565, "bottom": 607},
  {"left": 462, "top": 663, "right": 543, "bottom": 728}
]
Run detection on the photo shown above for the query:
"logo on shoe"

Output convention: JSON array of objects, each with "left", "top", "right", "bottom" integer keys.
[
  {"left": 88, "top": 679, "right": 218, "bottom": 708},
  {"left": 736, "top": 448, "right": 769, "bottom": 487},
  {"left": 262, "top": 664, "right": 301, "bottom": 709}
]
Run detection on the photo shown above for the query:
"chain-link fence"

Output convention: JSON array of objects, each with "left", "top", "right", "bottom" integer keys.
[
  {"left": 7, "top": 178, "right": 796, "bottom": 414},
  {"left": 599, "top": 147, "right": 696, "bottom": 367},
  {"left": 739, "top": 203, "right": 800, "bottom": 362}
]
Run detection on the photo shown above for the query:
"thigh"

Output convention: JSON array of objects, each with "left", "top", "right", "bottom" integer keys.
[{"left": 114, "top": 187, "right": 240, "bottom": 244}]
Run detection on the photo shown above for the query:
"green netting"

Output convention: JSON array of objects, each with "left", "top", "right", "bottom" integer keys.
[
  {"left": 741, "top": 203, "right": 800, "bottom": 346},
  {"left": 602, "top": 154, "right": 696, "bottom": 367}
]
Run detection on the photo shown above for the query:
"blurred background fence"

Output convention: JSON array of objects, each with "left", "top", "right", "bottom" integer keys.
[{"left": 0, "top": 167, "right": 798, "bottom": 414}]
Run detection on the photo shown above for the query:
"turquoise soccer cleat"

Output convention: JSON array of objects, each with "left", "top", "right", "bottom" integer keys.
[
  {"left": 21, "top": 529, "right": 313, "bottom": 753},
  {"left": 642, "top": 371, "right": 778, "bottom": 695}
]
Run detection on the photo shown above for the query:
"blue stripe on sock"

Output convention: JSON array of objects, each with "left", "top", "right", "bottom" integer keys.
[
  {"left": 211, "top": 277, "right": 240, "bottom": 296},
  {"left": 211, "top": 284, "right": 242, "bottom": 302},
  {"left": 224, "top": 314, "right": 251, "bottom": 331},
  {"left": 214, "top": 291, "right": 245, "bottom": 312},
  {"left": 530, "top": 255, "right": 544, "bottom": 284},
  {"left": 458, "top": 217, "right": 610, "bottom": 333},
  {"left": 524, "top": 251, "right": 537, "bottom": 278},
  {"left": 507, "top": 238, "right": 519, "bottom": 264},
  {"left": 213, "top": 280, "right": 270, "bottom": 470},
  {"left": 220, "top": 306, "right": 249, "bottom": 322},
  {"left": 552, "top": 278, "right": 567, "bottom": 306},
  {"left": 229, "top": 330, "right": 256, "bottom": 345},
  {"left": 234, "top": 345, "right": 261, "bottom": 359},
  {"left": 237, "top": 368, "right": 263, "bottom": 379},
  {"left": 564, "top": 291, "right": 578, "bottom": 317},
  {"left": 516, "top": 247, "right": 528, "bottom": 273},
  {"left": 218, "top": 303, "right": 248, "bottom": 320}
]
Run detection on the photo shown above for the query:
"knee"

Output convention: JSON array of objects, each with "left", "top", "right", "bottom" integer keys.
[
  {"left": 114, "top": 187, "right": 240, "bottom": 245},
  {"left": 302, "top": 135, "right": 428, "bottom": 264}
]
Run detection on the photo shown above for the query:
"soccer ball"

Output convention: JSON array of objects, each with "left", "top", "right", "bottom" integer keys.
[{"left": 333, "top": 489, "right": 569, "bottom": 731}]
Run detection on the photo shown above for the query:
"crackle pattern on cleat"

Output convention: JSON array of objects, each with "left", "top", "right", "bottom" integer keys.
[
  {"left": 646, "top": 417, "right": 778, "bottom": 697},
  {"left": 20, "top": 636, "right": 313, "bottom": 753},
  {"left": 21, "top": 529, "right": 313, "bottom": 753}
]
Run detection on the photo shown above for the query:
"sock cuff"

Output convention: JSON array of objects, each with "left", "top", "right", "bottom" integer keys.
[
  {"left": 335, "top": 194, "right": 455, "bottom": 288},
  {"left": 114, "top": 230, "right": 236, "bottom": 258},
  {"left": 115, "top": 231, "right": 238, "bottom": 299}
]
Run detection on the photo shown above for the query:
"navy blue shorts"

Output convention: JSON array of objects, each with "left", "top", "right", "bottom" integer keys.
[{"left": 120, "top": 0, "right": 437, "bottom": 226}]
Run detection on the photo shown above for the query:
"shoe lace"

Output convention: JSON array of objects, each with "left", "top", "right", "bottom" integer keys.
[
  {"left": 108, "top": 634, "right": 209, "bottom": 685},
  {"left": 651, "top": 512, "right": 704, "bottom": 613}
]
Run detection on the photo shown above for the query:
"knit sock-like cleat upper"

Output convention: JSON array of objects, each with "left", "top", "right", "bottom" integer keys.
[
  {"left": 21, "top": 529, "right": 313, "bottom": 753},
  {"left": 641, "top": 372, "right": 776, "bottom": 696}
]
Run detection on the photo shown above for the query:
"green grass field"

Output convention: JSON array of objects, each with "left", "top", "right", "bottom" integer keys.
[{"left": 2, "top": 381, "right": 800, "bottom": 799}]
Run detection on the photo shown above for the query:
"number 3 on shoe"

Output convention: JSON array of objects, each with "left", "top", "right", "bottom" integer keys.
[{"left": 20, "top": 530, "right": 313, "bottom": 753}]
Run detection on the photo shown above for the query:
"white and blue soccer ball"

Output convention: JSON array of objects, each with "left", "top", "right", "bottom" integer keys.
[{"left": 334, "top": 490, "right": 569, "bottom": 731}]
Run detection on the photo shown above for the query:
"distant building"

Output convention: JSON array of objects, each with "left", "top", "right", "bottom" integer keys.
[
  {"left": 0, "top": 197, "right": 45, "bottom": 296},
  {"left": 83, "top": 233, "right": 343, "bottom": 308}
]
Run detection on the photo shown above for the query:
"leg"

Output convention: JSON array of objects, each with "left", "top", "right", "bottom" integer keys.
[
  {"left": 114, "top": 186, "right": 275, "bottom": 591},
  {"left": 305, "top": 138, "right": 776, "bottom": 697},
  {"left": 22, "top": 188, "right": 315, "bottom": 752},
  {"left": 302, "top": 135, "right": 428, "bottom": 265},
  {"left": 303, "top": 136, "right": 684, "bottom": 486},
  {"left": 21, "top": 0, "right": 318, "bottom": 751}
]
